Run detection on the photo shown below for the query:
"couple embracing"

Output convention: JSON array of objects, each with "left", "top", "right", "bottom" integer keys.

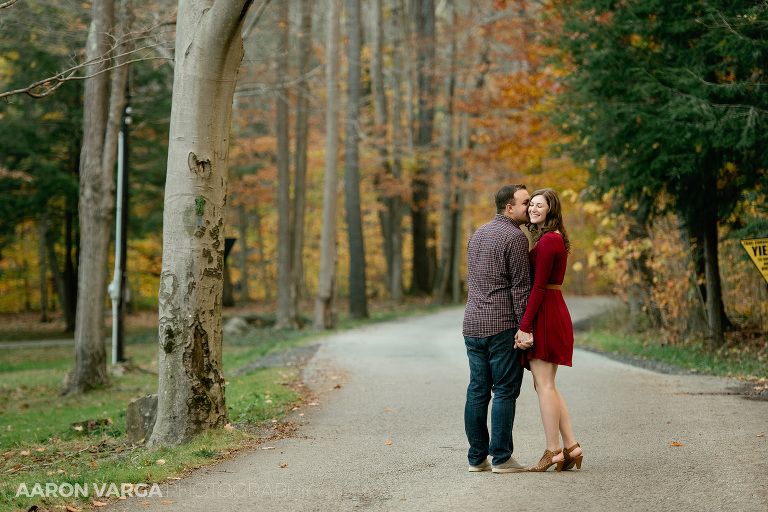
[{"left": 463, "top": 184, "right": 583, "bottom": 473}]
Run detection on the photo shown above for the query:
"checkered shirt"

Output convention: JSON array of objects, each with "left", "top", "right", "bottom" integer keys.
[{"left": 462, "top": 214, "right": 531, "bottom": 337}]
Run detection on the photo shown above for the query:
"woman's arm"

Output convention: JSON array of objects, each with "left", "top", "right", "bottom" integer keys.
[{"left": 518, "top": 234, "right": 557, "bottom": 333}]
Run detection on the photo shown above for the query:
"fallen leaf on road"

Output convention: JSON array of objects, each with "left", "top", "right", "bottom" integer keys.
[
  {"left": 141, "top": 501, "right": 151, "bottom": 505},
  {"left": 261, "top": 446, "right": 276, "bottom": 450},
  {"left": 385, "top": 408, "right": 393, "bottom": 412},
  {"left": 757, "top": 434, "right": 765, "bottom": 438},
  {"left": 93, "top": 501, "right": 108, "bottom": 507},
  {"left": 334, "top": 385, "right": 341, "bottom": 389},
  {"left": 308, "top": 402, "right": 319, "bottom": 406},
  {"left": 162, "top": 501, "right": 173, "bottom": 505},
  {"left": 670, "top": 442, "right": 683, "bottom": 447},
  {"left": 385, "top": 441, "right": 392, "bottom": 445},
  {"left": 279, "top": 463, "right": 288, "bottom": 468}
]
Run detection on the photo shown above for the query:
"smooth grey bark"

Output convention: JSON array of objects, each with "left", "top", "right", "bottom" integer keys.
[
  {"left": 290, "top": 0, "right": 313, "bottom": 323},
  {"left": 275, "top": 1, "right": 297, "bottom": 329},
  {"left": 345, "top": 0, "right": 368, "bottom": 319},
  {"left": 313, "top": 0, "right": 341, "bottom": 331},
  {"left": 149, "top": 0, "right": 253, "bottom": 448},
  {"left": 411, "top": 0, "right": 436, "bottom": 296},
  {"left": 66, "top": 0, "right": 130, "bottom": 394}
]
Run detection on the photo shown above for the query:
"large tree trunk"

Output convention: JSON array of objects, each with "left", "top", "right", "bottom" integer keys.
[
  {"left": 701, "top": 212, "right": 725, "bottom": 347},
  {"left": 410, "top": 0, "right": 436, "bottom": 296},
  {"left": 149, "top": 0, "right": 252, "bottom": 448},
  {"left": 345, "top": 0, "right": 368, "bottom": 319},
  {"left": 290, "top": 0, "right": 313, "bottom": 324},
  {"left": 275, "top": 1, "right": 296, "bottom": 329},
  {"left": 66, "top": 0, "right": 130, "bottom": 394},
  {"left": 313, "top": 0, "right": 341, "bottom": 331}
]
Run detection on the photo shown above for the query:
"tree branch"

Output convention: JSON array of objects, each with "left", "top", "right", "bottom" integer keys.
[
  {"left": 242, "top": 0, "right": 273, "bottom": 38},
  {"left": 0, "top": 0, "right": 21, "bottom": 8}
]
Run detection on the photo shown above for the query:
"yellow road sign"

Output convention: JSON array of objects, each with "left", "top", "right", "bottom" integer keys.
[{"left": 740, "top": 238, "right": 768, "bottom": 284}]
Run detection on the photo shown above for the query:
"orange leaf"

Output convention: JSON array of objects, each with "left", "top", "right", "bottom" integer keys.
[
  {"left": 757, "top": 434, "right": 765, "bottom": 438},
  {"left": 385, "top": 440, "right": 392, "bottom": 445},
  {"left": 385, "top": 408, "right": 394, "bottom": 411},
  {"left": 162, "top": 501, "right": 173, "bottom": 505},
  {"left": 669, "top": 442, "right": 683, "bottom": 447},
  {"left": 141, "top": 502, "right": 151, "bottom": 505}
]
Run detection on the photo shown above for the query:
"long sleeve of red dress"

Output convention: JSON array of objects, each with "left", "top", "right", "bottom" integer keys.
[{"left": 518, "top": 232, "right": 574, "bottom": 367}]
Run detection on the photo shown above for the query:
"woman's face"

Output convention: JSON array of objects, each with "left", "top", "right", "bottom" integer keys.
[{"left": 528, "top": 194, "right": 549, "bottom": 226}]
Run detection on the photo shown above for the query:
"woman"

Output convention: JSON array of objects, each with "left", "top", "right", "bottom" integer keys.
[{"left": 514, "top": 188, "right": 583, "bottom": 472}]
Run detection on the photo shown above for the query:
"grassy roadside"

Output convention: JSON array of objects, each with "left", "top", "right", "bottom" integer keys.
[
  {"left": 577, "top": 307, "right": 768, "bottom": 382},
  {"left": 0, "top": 300, "right": 445, "bottom": 512}
]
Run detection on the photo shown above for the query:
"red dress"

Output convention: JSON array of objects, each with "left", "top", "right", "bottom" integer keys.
[{"left": 519, "top": 232, "right": 574, "bottom": 368}]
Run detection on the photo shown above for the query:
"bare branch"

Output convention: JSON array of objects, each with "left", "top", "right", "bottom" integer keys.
[
  {"left": 0, "top": 0, "right": 21, "bottom": 8},
  {"left": 0, "top": 40, "right": 171, "bottom": 100},
  {"left": 242, "top": 0, "right": 273, "bottom": 38}
]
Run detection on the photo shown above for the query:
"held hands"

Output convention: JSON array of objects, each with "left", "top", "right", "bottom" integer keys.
[{"left": 514, "top": 329, "right": 533, "bottom": 350}]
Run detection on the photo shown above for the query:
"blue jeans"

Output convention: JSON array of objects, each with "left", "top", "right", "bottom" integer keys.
[{"left": 464, "top": 327, "right": 524, "bottom": 466}]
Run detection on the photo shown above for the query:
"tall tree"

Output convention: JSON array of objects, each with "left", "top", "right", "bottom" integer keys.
[
  {"left": 552, "top": 0, "right": 768, "bottom": 346},
  {"left": 274, "top": 1, "right": 297, "bottom": 328},
  {"left": 345, "top": 0, "right": 368, "bottom": 319},
  {"left": 149, "top": 0, "right": 254, "bottom": 447},
  {"left": 313, "top": 0, "right": 341, "bottom": 331},
  {"left": 434, "top": 0, "right": 457, "bottom": 304},
  {"left": 410, "top": 0, "right": 436, "bottom": 295},
  {"left": 290, "top": 0, "right": 313, "bottom": 322},
  {"left": 66, "top": 0, "right": 131, "bottom": 394}
]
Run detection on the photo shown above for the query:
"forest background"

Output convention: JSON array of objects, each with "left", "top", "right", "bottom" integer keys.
[{"left": 1, "top": 0, "right": 767, "bottom": 361}]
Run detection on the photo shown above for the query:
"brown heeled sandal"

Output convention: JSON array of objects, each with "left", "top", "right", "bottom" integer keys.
[
  {"left": 560, "top": 443, "right": 583, "bottom": 471},
  {"left": 528, "top": 448, "right": 562, "bottom": 472}
]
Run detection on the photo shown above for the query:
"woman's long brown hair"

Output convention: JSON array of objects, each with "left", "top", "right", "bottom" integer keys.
[{"left": 527, "top": 188, "right": 571, "bottom": 253}]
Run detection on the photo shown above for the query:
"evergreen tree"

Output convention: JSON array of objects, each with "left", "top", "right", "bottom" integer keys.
[{"left": 551, "top": 0, "right": 768, "bottom": 345}]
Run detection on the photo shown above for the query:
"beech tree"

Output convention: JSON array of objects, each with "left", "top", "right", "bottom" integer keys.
[
  {"left": 313, "top": 0, "right": 341, "bottom": 330},
  {"left": 149, "top": 0, "right": 256, "bottom": 447},
  {"left": 66, "top": 0, "right": 132, "bottom": 394}
]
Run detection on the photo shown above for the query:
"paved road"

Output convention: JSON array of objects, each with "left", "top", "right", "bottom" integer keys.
[{"left": 108, "top": 297, "right": 768, "bottom": 511}]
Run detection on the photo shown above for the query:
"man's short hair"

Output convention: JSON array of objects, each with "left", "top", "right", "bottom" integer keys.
[{"left": 495, "top": 184, "right": 527, "bottom": 213}]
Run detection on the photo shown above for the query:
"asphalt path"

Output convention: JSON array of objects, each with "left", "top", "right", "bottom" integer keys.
[{"left": 107, "top": 297, "right": 768, "bottom": 512}]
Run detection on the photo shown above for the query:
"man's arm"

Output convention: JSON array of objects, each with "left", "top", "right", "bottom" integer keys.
[{"left": 508, "top": 232, "right": 531, "bottom": 324}]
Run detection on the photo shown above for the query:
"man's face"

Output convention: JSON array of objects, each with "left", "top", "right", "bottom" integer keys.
[{"left": 507, "top": 189, "right": 531, "bottom": 225}]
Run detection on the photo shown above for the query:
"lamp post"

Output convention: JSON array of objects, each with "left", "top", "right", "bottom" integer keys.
[{"left": 109, "top": 74, "right": 131, "bottom": 365}]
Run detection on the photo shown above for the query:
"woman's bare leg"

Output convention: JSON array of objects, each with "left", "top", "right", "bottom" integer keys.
[{"left": 529, "top": 358, "right": 560, "bottom": 455}]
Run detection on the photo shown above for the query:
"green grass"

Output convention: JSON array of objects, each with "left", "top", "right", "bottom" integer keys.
[
  {"left": 578, "top": 309, "right": 768, "bottom": 381},
  {"left": 0, "top": 299, "right": 447, "bottom": 511}
]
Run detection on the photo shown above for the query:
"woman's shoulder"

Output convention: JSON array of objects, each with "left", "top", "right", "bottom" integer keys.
[{"left": 539, "top": 232, "right": 565, "bottom": 249}]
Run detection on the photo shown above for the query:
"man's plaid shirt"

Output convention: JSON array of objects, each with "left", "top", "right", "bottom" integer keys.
[{"left": 462, "top": 214, "right": 531, "bottom": 337}]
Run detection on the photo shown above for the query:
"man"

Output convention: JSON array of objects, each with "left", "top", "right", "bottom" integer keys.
[{"left": 463, "top": 184, "right": 533, "bottom": 473}]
